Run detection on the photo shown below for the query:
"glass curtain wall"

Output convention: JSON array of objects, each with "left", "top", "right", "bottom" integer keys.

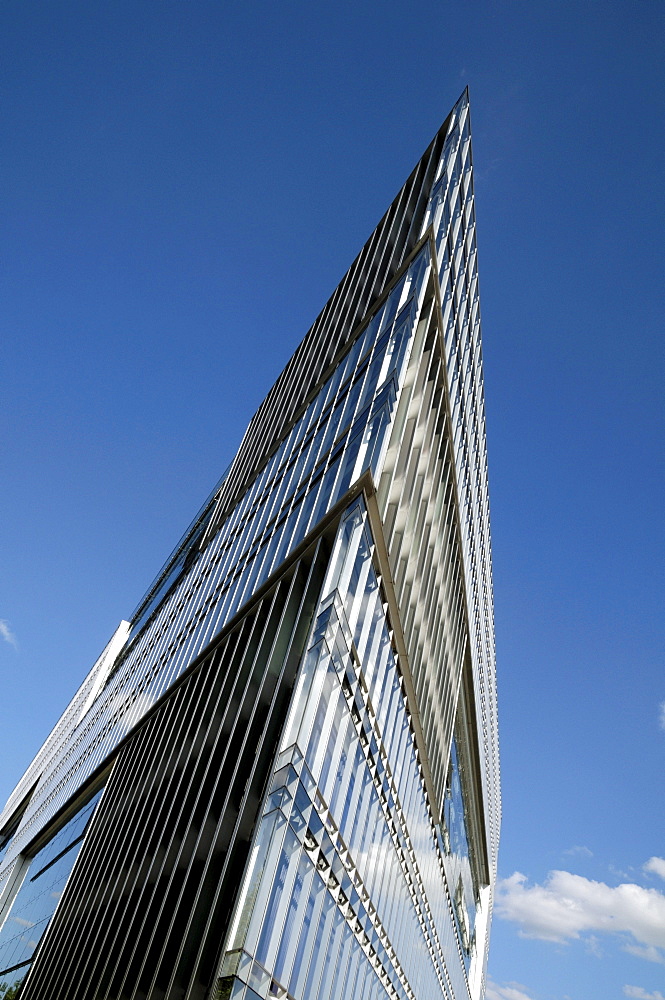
[
  {"left": 0, "top": 789, "right": 104, "bottom": 997},
  {"left": 422, "top": 93, "right": 499, "bottom": 881},
  {"left": 0, "top": 246, "right": 433, "bottom": 910},
  {"left": 0, "top": 91, "right": 498, "bottom": 1000},
  {"left": 217, "top": 499, "right": 473, "bottom": 1000}
]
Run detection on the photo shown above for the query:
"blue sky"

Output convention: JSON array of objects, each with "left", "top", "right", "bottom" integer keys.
[{"left": 1, "top": 3, "right": 663, "bottom": 999}]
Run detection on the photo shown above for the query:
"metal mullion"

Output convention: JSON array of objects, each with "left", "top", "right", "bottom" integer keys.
[
  {"left": 76, "top": 664, "right": 215, "bottom": 998},
  {"left": 427, "top": 576, "right": 454, "bottom": 740},
  {"left": 208, "top": 497, "right": 250, "bottom": 576},
  {"left": 407, "top": 370, "right": 448, "bottom": 655},
  {"left": 419, "top": 449, "right": 447, "bottom": 645},
  {"left": 307, "top": 890, "right": 340, "bottom": 1000},
  {"left": 322, "top": 231, "right": 382, "bottom": 365},
  {"left": 111, "top": 651, "right": 170, "bottom": 740},
  {"left": 139, "top": 560, "right": 216, "bottom": 695},
  {"left": 166, "top": 546, "right": 230, "bottom": 669},
  {"left": 186, "top": 541, "right": 326, "bottom": 998},
  {"left": 124, "top": 585, "right": 192, "bottom": 700},
  {"left": 154, "top": 565, "right": 308, "bottom": 998},
  {"left": 177, "top": 528, "right": 234, "bottom": 632},
  {"left": 134, "top": 611, "right": 189, "bottom": 708},
  {"left": 211, "top": 133, "right": 434, "bottom": 525},
  {"left": 403, "top": 170, "right": 437, "bottom": 268},
  {"left": 188, "top": 538, "right": 250, "bottom": 656},
  {"left": 262, "top": 345, "right": 310, "bottom": 452},
  {"left": 392, "top": 172, "right": 432, "bottom": 278},
  {"left": 386, "top": 324, "right": 431, "bottom": 537},
  {"left": 0, "top": 712, "right": 72, "bottom": 836},
  {"left": 185, "top": 553, "right": 237, "bottom": 659},
  {"left": 307, "top": 219, "right": 386, "bottom": 379},
  {"left": 428, "top": 247, "right": 481, "bottom": 669},
  {"left": 134, "top": 579, "right": 288, "bottom": 982},
  {"left": 104, "top": 616, "right": 255, "bottom": 999},
  {"left": 32, "top": 681, "right": 184, "bottom": 998},
  {"left": 117, "top": 616, "right": 265, "bottom": 1000},
  {"left": 234, "top": 519, "right": 289, "bottom": 615},
  {"left": 407, "top": 145, "right": 443, "bottom": 250},
  {"left": 128, "top": 544, "right": 203, "bottom": 667},
  {"left": 327, "top": 203, "right": 393, "bottom": 330},
  {"left": 368, "top": 189, "right": 410, "bottom": 317},
  {"left": 13, "top": 789, "right": 102, "bottom": 994},
  {"left": 89, "top": 627, "right": 247, "bottom": 996},
  {"left": 41, "top": 737, "right": 163, "bottom": 994},
  {"left": 397, "top": 421, "right": 426, "bottom": 560},
  {"left": 414, "top": 526, "right": 437, "bottom": 667},
  {"left": 401, "top": 375, "right": 437, "bottom": 584},
  {"left": 205, "top": 548, "right": 260, "bottom": 640},
  {"left": 425, "top": 564, "right": 453, "bottom": 731},
  {"left": 289, "top": 263, "right": 374, "bottom": 432},
  {"left": 205, "top": 493, "right": 255, "bottom": 588},
  {"left": 208, "top": 194, "right": 436, "bottom": 551},
  {"left": 184, "top": 542, "right": 251, "bottom": 666},
  {"left": 207, "top": 505, "right": 258, "bottom": 603},
  {"left": 385, "top": 408, "right": 420, "bottom": 569},
  {"left": 230, "top": 390, "right": 285, "bottom": 506},
  {"left": 172, "top": 576, "right": 246, "bottom": 687}
]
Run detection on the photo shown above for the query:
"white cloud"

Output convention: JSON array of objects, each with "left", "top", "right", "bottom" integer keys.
[
  {"left": 623, "top": 944, "right": 665, "bottom": 965},
  {"left": 486, "top": 980, "right": 536, "bottom": 1000},
  {"left": 644, "top": 858, "right": 665, "bottom": 882},
  {"left": 563, "top": 845, "right": 593, "bottom": 858},
  {"left": 624, "top": 987, "right": 665, "bottom": 1000},
  {"left": 585, "top": 934, "right": 603, "bottom": 957},
  {"left": 0, "top": 619, "right": 17, "bottom": 648},
  {"left": 495, "top": 869, "right": 665, "bottom": 962}
]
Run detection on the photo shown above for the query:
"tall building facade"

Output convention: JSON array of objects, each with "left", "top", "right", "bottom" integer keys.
[{"left": 0, "top": 92, "right": 499, "bottom": 1000}]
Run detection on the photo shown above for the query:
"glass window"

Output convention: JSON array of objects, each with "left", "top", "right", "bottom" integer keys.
[
  {"left": 0, "top": 787, "right": 104, "bottom": 995},
  {"left": 0, "top": 819, "right": 20, "bottom": 871},
  {"left": 442, "top": 738, "right": 477, "bottom": 963}
]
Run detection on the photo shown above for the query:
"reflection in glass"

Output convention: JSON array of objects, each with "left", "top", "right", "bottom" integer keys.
[
  {"left": 219, "top": 499, "right": 474, "bottom": 1000},
  {"left": 0, "top": 789, "right": 103, "bottom": 994}
]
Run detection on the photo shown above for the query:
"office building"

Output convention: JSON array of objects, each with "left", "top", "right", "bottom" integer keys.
[{"left": 0, "top": 91, "right": 499, "bottom": 1000}]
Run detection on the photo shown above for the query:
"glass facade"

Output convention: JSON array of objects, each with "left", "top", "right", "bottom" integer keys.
[
  {"left": 0, "top": 244, "right": 432, "bottom": 876},
  {"left": 0, "top": 790, "right": 103, "bottom": 996},
  {"left": 442, "top": 739, "right": 476, "bottom": 966},
  {"left": 425, "top": 97, "right": 499, "bottom": 880},
  {"left": 0, "top": 91, "right": 498, "bottom": 1000},
  {"left": 219, "top": 500, "right": 476, "bottom": 1000}
]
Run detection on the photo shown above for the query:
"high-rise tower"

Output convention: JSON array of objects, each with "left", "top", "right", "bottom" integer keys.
[{"left": 0, "top": 91, "right": 499, "bottom": 1000}]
